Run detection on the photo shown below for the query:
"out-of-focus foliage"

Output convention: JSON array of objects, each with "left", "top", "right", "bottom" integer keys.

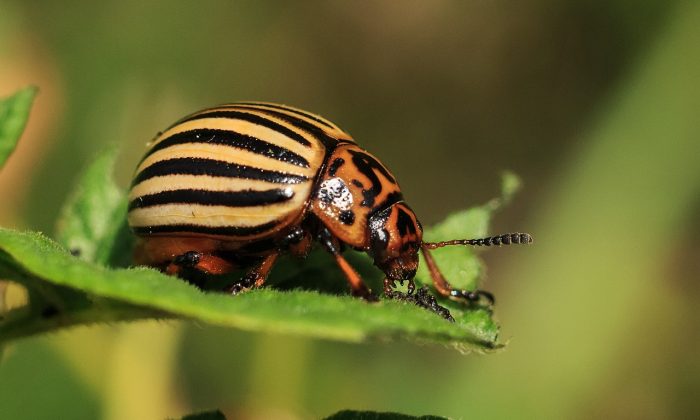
[
  {"left": 0, "top": 1, "right": 698, "bottom": 419},
  {"left": 0, "top": 86, "right": 36, "bottom": 168},
  {"left": 55, "top": 146, "right": 131, "bottom": 266}
]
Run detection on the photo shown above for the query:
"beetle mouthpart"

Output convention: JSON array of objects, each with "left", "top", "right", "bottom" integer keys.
[{"left": 423, "top": 232, "right": 533, "bottom": 249}]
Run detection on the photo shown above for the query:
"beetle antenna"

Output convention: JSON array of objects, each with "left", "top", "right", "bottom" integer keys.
[{"left": 423, "top": 232, "right": 533, "bottom": 249}]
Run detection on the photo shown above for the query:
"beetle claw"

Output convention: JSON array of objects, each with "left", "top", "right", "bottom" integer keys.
[
  {"left": 383, "top": 278, "right": 417, "bottom": 297},
  {"left": 386, "top": 285, "right": 454, "bottom": 322},
  {"left": 383, "top": 278, "right": 397, "bottom": 297},
  {"left": 406, "top": 279, "right": 416, "bottom": 295},
  {"left": 449, "top": 289, "right": 495, "bottom": 306}
]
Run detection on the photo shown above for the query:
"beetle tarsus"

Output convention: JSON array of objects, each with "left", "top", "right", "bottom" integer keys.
[
  {"left": 225, "top": 252, "right": 279, "bottom": 295},
  {"left": 226, "top": 272, "right": 257, "bottom": 295},
  {"left": 449, "top": 289, "right": 495, "bottom": 306},
  {"left": 383, "top": 278, "right": 416, "bottom": 297},
  {"left": 387, "top": 286, "right": 454, "bottom": 322}
]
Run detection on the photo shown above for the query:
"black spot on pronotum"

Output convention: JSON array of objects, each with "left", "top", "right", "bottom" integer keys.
[
  {"left": 368, "top": 206, "right": 392, "bottom": 254},
  {"left": 70, "top": 248, "right": 82, "bottom": 257},
  {"left": 328, "top": 157, "right": 344, "bottom": 176},
  {"left": 339, "top": 210, "right": 355, "bottom": 225},
  {"left": 348, "top": 150, "right": 396, "bottom": 208},
  {"left": 396, "top": 206, "right": 417, "bottom": 236}
]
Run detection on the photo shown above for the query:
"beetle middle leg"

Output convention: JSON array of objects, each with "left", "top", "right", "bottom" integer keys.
[
  {"left": 225, "top": 252, "right": 279, "bottom": 295},
  {"left": 420, "top": 244, "right": 495, "bottom": 306},
  {"left": 166, "top": 251, "right": 237, "bottom": 276}
]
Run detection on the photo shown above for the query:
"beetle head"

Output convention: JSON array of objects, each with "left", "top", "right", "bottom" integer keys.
[{"left": 368, "top": 202, "right": 423, "bottom": 280}]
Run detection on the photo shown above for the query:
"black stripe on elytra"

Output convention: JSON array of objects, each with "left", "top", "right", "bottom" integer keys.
[
  {"left": 132, "top": 158, "right": 309, "bottom": 187},
  {"left": 234, "top": 102, "right": 336, "bottom": 129},
  {"left": 128, "top": 188, "right": 294, "bottom": 211},
  {"left": 233, "top": 106, "right": 346, "bottom": 150},
  {"left": 183, "top": 110, "right": 313, "bottom": 147},
  {"left": 132, "top": 220, "right": 280, "bottom": 236},
  {"left": 142, "top": 129, "right": 310, "bottom": 168}
]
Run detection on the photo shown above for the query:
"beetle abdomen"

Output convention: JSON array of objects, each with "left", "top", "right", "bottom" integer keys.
[{"left": 128, "top": 103, "right": 353, "bottom": 240}]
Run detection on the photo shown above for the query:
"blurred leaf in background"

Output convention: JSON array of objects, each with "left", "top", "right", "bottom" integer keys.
[
  {"left": 0, "top": 86, "right": 36, "bottom": 167},
  {"left": 0, "top": 0, "right": 698, "bottom": 419}
]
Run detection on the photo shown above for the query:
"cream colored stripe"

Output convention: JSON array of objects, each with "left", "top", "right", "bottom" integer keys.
[
  {"left": 136, "top": 143, "right": 317, "bottom": 176},
  {"left": 152, "top": 115, "right": 318, "bottom": 158},
  {"left": 127, "top": 197, "right": 305, "bottom": 228},
  {"left": 129, "top": 175, "right": 311, "bottom": 201}
]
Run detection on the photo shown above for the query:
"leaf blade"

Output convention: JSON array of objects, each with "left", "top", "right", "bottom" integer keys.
[
  {"left": 0, "top": 228, "right": 498, "bottom": 350},
  {"left": 54, "top": 146, "right": 133, "bottom": 266},
  {"left": 0, "top": 86, "right": 37, "bottom": 169}
]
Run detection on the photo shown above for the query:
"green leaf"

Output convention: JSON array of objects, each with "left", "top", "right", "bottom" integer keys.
[
  {"left": 0, "top": 228, "right": 499, "bottom": 350},
  {"left": 0, "top": 86, "right": 37, "bottom": 169},
  {"left": 324, "top": 410, "right": 448, "bottom": 420},
  {"left": 54, "top": 146, "right": 133, "bottom": 266},
  {"left": 416, "top": 172, "right": 521, "bottom": 291}
]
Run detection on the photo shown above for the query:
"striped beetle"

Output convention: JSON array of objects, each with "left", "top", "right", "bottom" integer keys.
[{"left": 128, "top": 103, "right": 531, "bottom": 306}]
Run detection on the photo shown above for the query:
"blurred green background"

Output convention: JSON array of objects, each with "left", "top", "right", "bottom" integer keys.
[{"left": 1, "top": 1, "right": 699, "bottom": 419}]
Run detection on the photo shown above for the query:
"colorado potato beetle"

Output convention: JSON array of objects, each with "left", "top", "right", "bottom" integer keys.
[{"left": 128, "top": 102, "right": 531, "bottom": 309}]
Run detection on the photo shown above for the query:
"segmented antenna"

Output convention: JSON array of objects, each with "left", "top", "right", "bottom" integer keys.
[{"left": 423, "top": 232, "right": 532, "bottom": 249}]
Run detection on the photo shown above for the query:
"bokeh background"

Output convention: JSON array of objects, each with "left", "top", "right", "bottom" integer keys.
[{"left": 1, "top": 1, "right": 699, "bottom": 419}]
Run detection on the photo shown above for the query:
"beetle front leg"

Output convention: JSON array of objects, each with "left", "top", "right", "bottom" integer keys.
[
  {"left": 421, "top": 245, "right": 495, "bottom": 306},
  {"left": 383, "top": 278, "right": 415, "bottom": 297},
  {"left": 317, "top": 227, "right": 376, "bottom": 301}
]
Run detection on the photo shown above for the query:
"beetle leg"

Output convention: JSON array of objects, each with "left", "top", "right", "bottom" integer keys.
[
  {"left": 420, "top": 245, "right": 495, "bottom": 306},
  {"left": 317, "top": 227, "right": 376, "bottom": 301},
  {"left": 383, "top": 278, "right": 416, "bottom": 297},
  {"left": 225, "top": 252, "right": 279, "bottom": 295},
  {"left": 166, "top": 251, "right": 237, "bottom": 276},
  {"left": 334, "top": 253, "right": 376, "bottom": 300}
]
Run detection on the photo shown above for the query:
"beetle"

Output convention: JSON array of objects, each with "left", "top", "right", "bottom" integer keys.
[{"left": 128, "top": 102, "right": 531, "bottom": 305}]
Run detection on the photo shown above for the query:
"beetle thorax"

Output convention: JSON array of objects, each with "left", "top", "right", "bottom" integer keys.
[
  {"left": 310, "top": 144, "right": 424, "bottom": 280},
  {"left": 310, "top": 144, "right": 405, "bottom": 249}
]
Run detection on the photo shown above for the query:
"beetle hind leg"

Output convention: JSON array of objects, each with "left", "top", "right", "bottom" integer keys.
[
  {"left": 166, "top": 251, "right": 237, "bottom": 276},
  {"left": 164, "top": 251, "right": 238, "bottom": 289}
]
